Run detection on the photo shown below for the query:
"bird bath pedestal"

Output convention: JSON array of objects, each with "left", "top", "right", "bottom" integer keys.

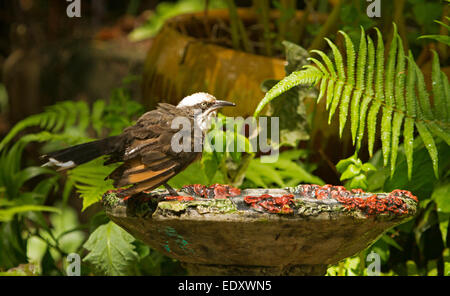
[{"left": 102, "top": 184, "right": 418, "bottom": 276}]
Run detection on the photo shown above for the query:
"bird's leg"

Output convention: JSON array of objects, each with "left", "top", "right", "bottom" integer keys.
[{"left": 163, "top": 183, "right": 179, "bottom": 196}]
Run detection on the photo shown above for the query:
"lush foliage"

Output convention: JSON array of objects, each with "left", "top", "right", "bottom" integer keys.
[
  {"left": 0, "top": 1, "right": 449, "bottom": 276},
  {"left": 327, "top": 141, "right": 450, "bottom": 275},
  {"left": 128, "top": 0, "right": 227, "bottom": 41},
  {"left": 255, "top": 25, "right": 450, "bottom": 180},
  {"left": 0, "top": 76, "right": 323, "bottom": 275},
  {"left": 0, "top": 81, "right": 182, "bottom": 275}
]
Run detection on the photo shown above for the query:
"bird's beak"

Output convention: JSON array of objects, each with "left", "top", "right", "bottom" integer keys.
[{"left": 212, "top": 100, "right": 236, "bottom": 110}]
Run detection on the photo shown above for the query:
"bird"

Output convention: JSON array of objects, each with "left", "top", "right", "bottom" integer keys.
[{"left": 41, "top": 92, "right": 235, "bottom": 197}]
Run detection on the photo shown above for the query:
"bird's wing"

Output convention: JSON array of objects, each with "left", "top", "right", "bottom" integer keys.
[{"left": 107, "top": 105, "right": 200, "bottom": 197}]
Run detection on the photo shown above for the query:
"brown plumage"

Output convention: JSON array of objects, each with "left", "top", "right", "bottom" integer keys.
[
  {"left": 106, "top": 103, "right": 202, "bottom": 196},
  {"left": 41, "top": 93, "right": 235, "bottom": 197}
]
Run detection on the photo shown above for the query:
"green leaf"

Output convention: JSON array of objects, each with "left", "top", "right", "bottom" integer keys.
[
  {"left": 427, "top": 121, "right": 450, "bottom": 146},
  {"left": 0, "top": 205, "right": 60, "bottom": 222},
  {"left": 168, "top": 161, "right": 224, "bottom": 188},
  {"left": 351, "top": 89, "right": 363, "bottom": 144},
  {"left": 419, "top": 35, "right": 450, "bottom": 46},
  {"left": 316, "top": 76, "right": 328, "bottom": 104},
  {"left": 336, "top": 156, "right": 358, "bottom": 173},
  {"left": 339, "top": 85, "right": 353, "bottom": 137},
  {"left": 361, "top": 163, "right": 376, "bottom": 172},
  {"left": 246, "top": 158, "right": 286, "bottom": 188},
  {"left": 374, "top": 28, "right": 385, "bottom": 104},
  {"left": 340, "top": 164, "right": 361, "bottom": 181},
  {"left": 14, "top": 167, "right": 56, "bottom": 190},
  {"left": 355, "top": 27, "right": 367, "bottom": 90},
  {"left": 403, "top": 118, "right": 415, "bottom": 181},
  {"left": 91, "top": 100, "right": 105, "bottom": 136},
  {"left": 356, "top": 96, "right": 371, "bottom": 151},
  {"left": 310, "top": 50, "right": 337, "bottom": 79},
  {"left": 381, "top": 234, "right": 404, "bottom": 251},
  {"left": 367, "top": 101, "right": 382, "bottom": 157},
  {"left": 244, "top": 150, "right": 324, "bottom": 188},
  {"left": 390, "top": 113, "right": 404, "bottom": 177},
  {"left": 337, "top": 155, "right": 374, "bottom": 191},
  {"left": 67, "top": 157, "right": 119, "bottom": 211},
  {"left": 414, "top": 61, "right": 433, "bottom": 120},
  {"left": 404, "top": 53, "right": 417, "bottom": 180},
  {"left": 275, "top": 158, "right": 324, "bottom": 186},
  {"left": 442, "top": 71, "right": 450, "bottom": 123},
  {"left": 381, "top": 107, "right": 393, "bottom": 167},
  {"left": 325, "top": 37, "right": 346, "bottom": 81},
  {"left": 394, "top": 35, "right": 406, "bottom": 112},
  {"left": 437, "top": 212, "right": 449, "bottom": 246},
  {"left": 405, "top": 53, "right": 417, "bottom": 118},
  {"left": 431, "top": 51, "right": 447, "bottom": 121},
  {"left": 339, "top": 30, "right": 355, "bottom": 86},
  {"left": 356, "top": 35, "right": 375, "bottom": 151},
  {"left": 365, "top": 35, "right": 375, "bottom": 98},
  {"left": 253, "top": 67, "right": 322, "bottom": 118},
  {"left": 432, "top": 183, "right": 450, "bottom": 213},
  {"left": 384, "top": 141, "right": 449, "bottom": 200},
  {"left": 325, "top": 79, "right": 336, "bottom": 110},
  {"left": 0, "top": 114, "right": 42, "bottom": 151},
  {"left": 347, "top": 174, "right": 368, "bottom": 190},
  {"left": 308, "top": 57, "right": 328, "bottom": 77},
  {"left": 83, "top": 221, "right": 139, "bottom": 276},
  {"left": 329, "top": 81, "right": 344, "bottom": 123},
  {"left": 385, "top": 24, "right": 397, "bottom": 107},
  {"left": 415, "top": 122, "right": 439, "bottom": 178}
]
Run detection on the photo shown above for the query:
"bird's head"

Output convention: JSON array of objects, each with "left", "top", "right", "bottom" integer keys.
[{"left": 177, "top": 92, "right": 235, "bottom": 131}]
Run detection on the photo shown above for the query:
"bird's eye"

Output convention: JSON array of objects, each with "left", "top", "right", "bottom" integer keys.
[{"left": 201, "top": 102, "right": 207, "bottom": 108}]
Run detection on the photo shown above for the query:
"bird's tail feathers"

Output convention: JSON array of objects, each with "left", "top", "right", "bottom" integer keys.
[{"left": 41, "top": 136, "right": 119, "bottom": 170}]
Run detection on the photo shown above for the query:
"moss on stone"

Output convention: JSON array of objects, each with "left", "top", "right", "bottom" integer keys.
[
  {"left": 158, "top": 199, "right": 237, "bottom": 214},
  {"left": 102, "top": 191, "right": 121, "bottom": 208}
]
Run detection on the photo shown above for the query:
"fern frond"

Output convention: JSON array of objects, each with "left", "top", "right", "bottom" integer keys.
[
  {"left": 404, "top": 52, "right": 417, "bottom": 180},
  {"left": 253, "top": 24, "right": 450, "bottom": 180},
  {"left": 390, "top": 34, "right": 406, "bottom": 177},
  {"left": 338, "top": 31, "right": 355, "bottom": 137},
  {"left": 380, "top": 24, "right": 398, "bottom": 167},
  {"left": 309, "top": 49, "right": 337, "bottom": 109},
  {"left": 67, "top": 157, "right": 119, "bottom": 211},
  {"left": 431, "top": 51, "right": 447, "bottom": 122},
  {"left": 19, "top": 131, "right": 92, "bottom": 146},
  {"left": 356, "top": 35, "right": 375, "bottom": 152},
  {"left": 253, "top": 67, "right": 322, "bottom": 117},
  {"left": 350, "top": 27, "right": 367, "bottom": 145}
]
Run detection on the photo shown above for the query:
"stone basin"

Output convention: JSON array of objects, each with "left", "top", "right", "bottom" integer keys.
[{"left": 102, "top": 184, "right": 418, "bottom": 275}]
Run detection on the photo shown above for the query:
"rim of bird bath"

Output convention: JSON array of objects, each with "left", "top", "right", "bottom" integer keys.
[{"left": 102, "top": 184, "right": 418, "bottom": 276}]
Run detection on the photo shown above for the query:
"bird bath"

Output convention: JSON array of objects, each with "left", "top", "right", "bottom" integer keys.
[{"left": 102, "top": 184, "right": 418, "bottom": 276}]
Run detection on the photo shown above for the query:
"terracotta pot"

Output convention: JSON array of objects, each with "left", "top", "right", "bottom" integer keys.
[{"left": 141, "top": 9, "right": 327, "bottom": 117}]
